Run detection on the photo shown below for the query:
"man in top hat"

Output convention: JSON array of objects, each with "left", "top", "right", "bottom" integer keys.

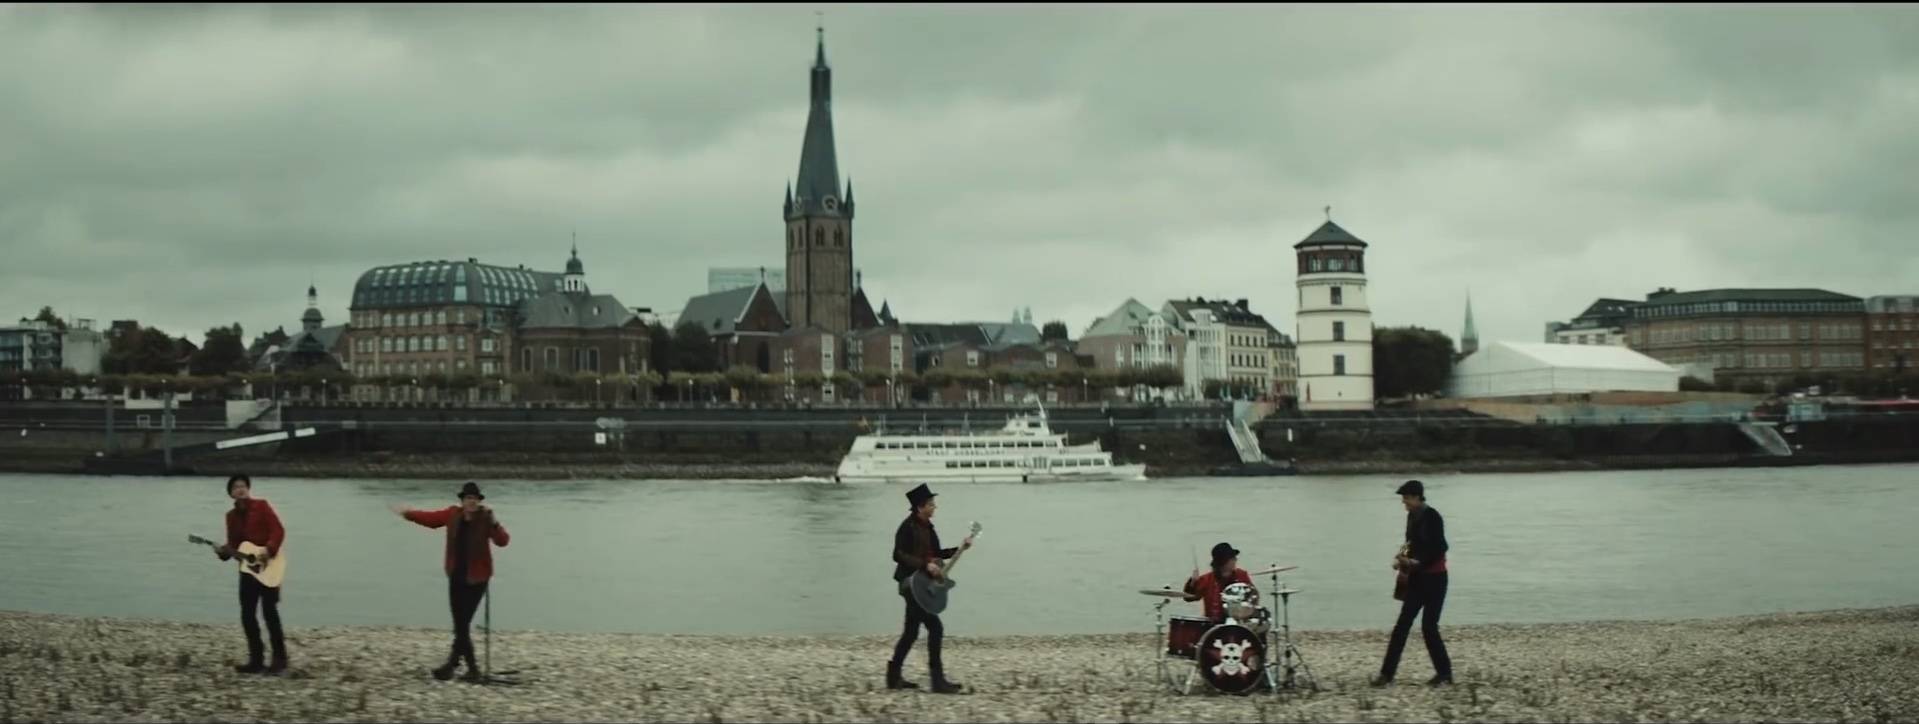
[
  {"left": 1373, "top": 479, "right": 1453, "bottom": 687},
  {"left": 391, "top": 481, "right": 511, "bottom": 682},
  {"left": 1182, "top": 541, "right": 1255, "bottom": 623},
  {"left": 214, "top": 473, "right": 288, "bottom": 674},
  {"left": 888, "top": 483, "right": 971, "bottom": 694}
]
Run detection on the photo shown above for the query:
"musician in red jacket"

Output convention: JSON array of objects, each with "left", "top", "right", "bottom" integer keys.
[
  {"left": 214, "top": 474, "right": 287, "bottom": 674},
  {"left": 1183, "top": 542, "right": 1255, "bottom": 623},
  {"left": 391, "top": 481, "right": 510, "bottom": 682}
]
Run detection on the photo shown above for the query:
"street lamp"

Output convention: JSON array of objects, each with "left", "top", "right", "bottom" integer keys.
[
  {"left": 1082, "top": 376, "right": 1088, "bottom": 404},
  {"left": 595, "top": 378, "right": 602, "bottom": 406},
  {"left": 321, "top": 377, "right": 328, "bottom": 406},
  {"left": 497, "top": 378, "right": 506, "bottom": 405},
  {"left": 411, "top": 377, "right": 419, "bottom": 403}
]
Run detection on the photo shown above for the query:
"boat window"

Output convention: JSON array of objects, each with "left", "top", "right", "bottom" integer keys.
[{"left": 945, "top": 461, "right": 957, "bottom": 468}]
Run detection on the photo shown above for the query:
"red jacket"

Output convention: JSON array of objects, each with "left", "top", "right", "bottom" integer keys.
[
  {"left": 1183, "top": 568, "right": 1254, "bottom": 622},
  {"left": 405, "top": 506, "right": 510, "bottom": 584},
  {"left": 224, "top": 498, "right": 285, "bottom": 558}
]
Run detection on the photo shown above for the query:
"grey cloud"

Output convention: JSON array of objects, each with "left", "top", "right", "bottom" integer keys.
[{"left": 2, "top": 4, "right": 1916, "bottom": 349}]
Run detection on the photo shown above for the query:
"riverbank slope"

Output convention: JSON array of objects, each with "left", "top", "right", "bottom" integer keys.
[{"left": 2, "top": 606, "right": 1914, "bottom": 722}]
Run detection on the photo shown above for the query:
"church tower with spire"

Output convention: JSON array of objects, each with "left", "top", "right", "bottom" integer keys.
[
  {"left": 1460, "top": 291, "right": 1479, "bottom": 358},
  {"left": 783, "top": 24, "right": 856, "bottom": 334}
]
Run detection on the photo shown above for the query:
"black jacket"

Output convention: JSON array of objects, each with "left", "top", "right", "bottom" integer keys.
[
  {"left": 892, "top": 515, "right": 958, "bottom": 582},
  {"left": 1405, "top": 505, "right": 1449, "bottom": 571}
]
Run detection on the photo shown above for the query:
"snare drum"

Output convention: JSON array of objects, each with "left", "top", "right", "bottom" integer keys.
[{"left": 1165, "top": 615, "right": 1211, "bottom": 658}]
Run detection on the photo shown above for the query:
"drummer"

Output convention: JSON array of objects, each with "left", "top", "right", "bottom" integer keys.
[{"left": 1182, "top": 542, "right": 1255, "bottom": 622}]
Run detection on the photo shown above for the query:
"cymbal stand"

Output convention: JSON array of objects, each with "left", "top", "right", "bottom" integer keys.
[
  {"left": 1150, "top": 598, "right": 1198, "bottom": 695},
  {"left": 1264, "top": 568, "right": 1316, "bottom": 695}
]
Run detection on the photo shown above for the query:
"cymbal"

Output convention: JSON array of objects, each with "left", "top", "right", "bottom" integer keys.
[
  {"left": 1273, "top": 587, "right": 1304, "bottom": 596},
  {"left": 1138, "top": 589, "right": 1188, "bottom": 598},
  {"left": 1249, "top": 565, "right": 1298, "bottom": 576}
]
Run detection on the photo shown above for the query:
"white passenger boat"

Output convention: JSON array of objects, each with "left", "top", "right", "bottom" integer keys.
[{"left": 835, "top": 405, "right": 1147, "bottom": 483}]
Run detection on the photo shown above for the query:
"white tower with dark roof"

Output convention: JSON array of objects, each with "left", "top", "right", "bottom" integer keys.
[{"left": 1294, "top": 214, "right": 1375, "bottom": 410}]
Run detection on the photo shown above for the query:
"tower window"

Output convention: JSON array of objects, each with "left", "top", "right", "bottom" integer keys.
[
  {"left": 1334, "top": 354, "right": 1347, "bottom": 376},
  {"left": 834, "top": 228, "right": 843, "bottom": 247},
  {"left": 814, "top": 228, "right": 823, "bottom": 247},
  {"left": 1333, "top": 321, "right": 1345, "bottom": 341},
  {"left": 1310, "top": 256, "right": 1323, "bottom": 272},
  {"left": 1331, "top": 287, "right": 1343, "bottom": 306}
]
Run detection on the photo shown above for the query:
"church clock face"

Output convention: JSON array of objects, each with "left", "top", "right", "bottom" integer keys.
[{"left": 824, "top": 197, "right": 837, "bottom": 210}]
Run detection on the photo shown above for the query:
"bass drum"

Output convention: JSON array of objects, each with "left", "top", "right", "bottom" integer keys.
[{"left": 1196, "top": 623, "right": 1267, "bottom": 695}]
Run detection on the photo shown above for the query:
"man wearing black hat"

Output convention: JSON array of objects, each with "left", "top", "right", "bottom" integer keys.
[
  {"left": 391, "top": 482, "right": 511, "bottom": 682},
  {"left": 1183, "top": 542, "right": 1255, "bottom": 623},
  {"left": 214, "top": 474, "right": 288, "bottom": 674},
  {"left": 888, "top": 483, "right": 971, "bottom": 694},
  {"left": 1373, "top": 479, "right": 1453, "bottom": 687}
]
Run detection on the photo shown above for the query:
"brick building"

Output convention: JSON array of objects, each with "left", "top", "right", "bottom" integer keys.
[
  {"left": 676, "top": 280, "right": 788, "bottom": 372},
  {"left": 1622, "top": 287, "right": 1865, "bottom": 387},
  {"left": 1865, "top": 295, "right": 1919, "bottom": 374},
  {"left": 344, "top": 248, "right": 648, "bottom": 401}
]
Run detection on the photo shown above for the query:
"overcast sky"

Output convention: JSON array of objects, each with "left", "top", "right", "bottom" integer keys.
[{"left": 4, "top": 4, "right": 1917, "bottom": 348}]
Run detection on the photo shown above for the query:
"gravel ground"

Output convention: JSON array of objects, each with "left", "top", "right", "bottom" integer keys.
[{"left": 2, "top": 607, "right": 1916, "bottom": 723}]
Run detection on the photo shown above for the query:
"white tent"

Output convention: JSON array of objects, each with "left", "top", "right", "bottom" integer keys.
[{"left": 1447, "top": 341, "right": 1680, "bottom": 398}]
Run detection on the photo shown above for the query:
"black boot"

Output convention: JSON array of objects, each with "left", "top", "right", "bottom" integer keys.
[
  {"left": 930, "top": 667, "right": 963, "bottom": 695},
  {"left": 265, "top": 652, "right": 288, "bottom": 675},
  {"left": 1426, "top": 674, "right": 1454, "bottom": 688},
  {"left": 235, "top": 643, "right": 265, "bottom": 675},
  {"left": 460, "top": 654, "right": 484, "bottom": 683},
  {"left": 885, "top": 662, "right": 920, "bottom": 691},
  {"left": 1370, "top": 674, "right": 1394, "bottom": 687},
  {"left": 431, "top": 646, "right": 460, "bottom": 681}
]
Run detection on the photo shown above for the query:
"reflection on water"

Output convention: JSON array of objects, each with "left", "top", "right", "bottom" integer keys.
[{"left": 1, "top": 466, "right": 1916, "bottom": 636}]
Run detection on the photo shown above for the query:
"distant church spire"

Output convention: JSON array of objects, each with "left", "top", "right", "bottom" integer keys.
[{"left": 1461, "top": 291, "right": 1479, "bottom": 357}]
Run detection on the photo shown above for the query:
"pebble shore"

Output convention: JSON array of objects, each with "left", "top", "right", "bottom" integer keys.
[{"left": 3, "top": 607, "right": 1916, "bottom": 723}]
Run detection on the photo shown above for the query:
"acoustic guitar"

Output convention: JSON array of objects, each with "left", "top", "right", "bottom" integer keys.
[
  {"left": 188, "top": 535, "right": 287, "bottom": 589},
  {"left": 907, "top": 521, "right": 982, "bottom": 615}
]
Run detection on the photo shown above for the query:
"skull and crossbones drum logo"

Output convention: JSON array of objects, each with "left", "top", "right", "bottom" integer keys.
[{"left": 1196, "top": 622, "right": 1266, "bottom": 694}]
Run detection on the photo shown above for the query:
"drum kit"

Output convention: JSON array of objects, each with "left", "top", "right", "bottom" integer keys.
[{"left": 1139, "top": 563, "right": 1318, "bottom": 696}]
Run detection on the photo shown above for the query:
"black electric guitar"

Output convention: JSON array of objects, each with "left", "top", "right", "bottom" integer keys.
[
  {"left": 188, "top": 535, "right": 287, "bottom": 588},
  {"left": 907, "top": 521, "right": 982, "bottom": 615}
]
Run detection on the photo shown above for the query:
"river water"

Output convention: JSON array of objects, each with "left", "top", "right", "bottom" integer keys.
[{"left": 1, "top": 466, "right": 1914, "bottom": 637}]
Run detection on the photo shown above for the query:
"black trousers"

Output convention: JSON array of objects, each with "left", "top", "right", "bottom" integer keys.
[
  {"left": 449, "top": 577, "right": 489, "bottom": 667},
  {"left": 238, "top": 574, "right": 285, "bottom": 663},
  {"left": 1380, "top": 571, "right": 1452, "bottom": 680},
  {"left": 889, "top": 588, "right": 944, "bottom": 679}
]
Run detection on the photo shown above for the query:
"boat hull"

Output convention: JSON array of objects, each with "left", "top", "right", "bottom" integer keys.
[{"left": 836, "top": 464, "right": 1147, "bottom": 484}]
